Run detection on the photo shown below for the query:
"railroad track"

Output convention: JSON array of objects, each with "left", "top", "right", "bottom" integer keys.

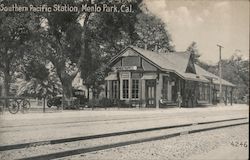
[
  {"left": 0, "top": 117, "right": 248, "bottom": 160},
  {"left": 1, "top": 110, "right": 245, "bottom": 129}
]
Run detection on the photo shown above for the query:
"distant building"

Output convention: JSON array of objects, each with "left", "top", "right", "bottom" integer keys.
[
  {"left": 72, "top": 72, "right": 93, "bottom": 99},
  {"left": 72, "top": 72, "right": 86, "bottom": 91},
  {"left": 105, "top": 46, "right": 235, "bottom": 108}
]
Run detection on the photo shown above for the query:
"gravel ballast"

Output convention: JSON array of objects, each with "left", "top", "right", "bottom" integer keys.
[
  {"left": 0, "top": 121, "right": 248, "bottom": 159},
  {"left": 68, "top": 125, "right": 249, "bottom": 160},
  {"left": 0, "top": 104, "right": 248, "bottom": 160}
]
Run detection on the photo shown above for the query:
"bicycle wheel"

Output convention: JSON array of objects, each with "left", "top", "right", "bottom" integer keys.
[
  {"left": 22, "top": 99, "right": 31, "bottom": 111},
  {"left": 8, "top": 100, "right": 20, "bottom": 114}
]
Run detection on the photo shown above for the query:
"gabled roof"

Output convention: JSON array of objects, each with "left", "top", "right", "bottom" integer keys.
[
  {"left": 195, "top": 65, "right": 235, "bottom": 86},
  {"left": 131, "top": 46, "right": 189, "bottom": 73},
  {"left": 130, "top": 46, "right": 209, "bottom": 83},
  {"left": 109, "top": 46, "right": 235, "bottom": 86}
]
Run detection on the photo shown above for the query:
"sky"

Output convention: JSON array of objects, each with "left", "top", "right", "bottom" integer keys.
[{"left": 144, "top": 0, "right": 249, "bottom": 64}]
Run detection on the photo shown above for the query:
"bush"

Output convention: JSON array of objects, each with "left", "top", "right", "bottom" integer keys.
[
  {"left": 87, "top": 98, "right": 113, "bottom": 108},
  {"left": 99, "top": 98, "right": 113, "bottom": 107},
  {"left": 117, "top": 100, "right": 131, "bottom": 108},
  {"left": 87, "top": 99, "right": 101, "bottom": 108},
  {"left": 86, "top": 98, "right": 143, "bottom": 108}
]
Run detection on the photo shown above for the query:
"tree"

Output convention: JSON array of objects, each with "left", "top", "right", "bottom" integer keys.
[
  {"left": 28, "top": 0, "right": 92, "bottom": 106},
  {"left": 186, "top": 41, "right": 201, "bottom": 63},
  {"left": 16, "top": 60, "right": 62, "bottom": 99},
  {"left": 198, "top": 54, "right": 249, "bottom": 102},
  {"left": 23, "top": 60, "right": 50, "bottom": 82},
  {"left": 134, "top": 13, "right": 175, "bottom": 52},
  {"left": 0, "top": 2, "right": 36, "bottom": 98},
  {"left": 32, "top": 0, "right": 143, "bottom": 105},
  {"left": 1, "top": 0, "right": 175, "bottom": 105},
  {"left": 222, "top": 55, "right": 249, "bottom": 100}
]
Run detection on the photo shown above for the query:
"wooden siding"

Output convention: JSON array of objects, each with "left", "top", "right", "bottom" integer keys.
[{"left": 122, "top": 56, "right": 140, "bottom": 66}]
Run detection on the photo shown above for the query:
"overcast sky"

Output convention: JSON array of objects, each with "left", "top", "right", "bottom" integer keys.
[{"left": 145, "top": 0, "right": 249, "bottom": 64}]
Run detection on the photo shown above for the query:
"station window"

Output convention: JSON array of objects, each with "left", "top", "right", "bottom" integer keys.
[
  {"left": 199, "top": 83, "right": 209, "bottom": 101},
  {"left": 122, "top": 80, "right": 129, "bottom": 99},
  {"left": 132, "top": 79, "right": 139, "bottom": 99}
]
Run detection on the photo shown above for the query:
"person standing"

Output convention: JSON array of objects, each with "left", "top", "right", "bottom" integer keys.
[{"left": 177, "top": 92, "right": 182, "bottom": 108}]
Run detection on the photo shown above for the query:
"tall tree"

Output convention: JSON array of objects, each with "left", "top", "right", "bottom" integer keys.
[
  {"left": 31, "top": 0, "right": 143, "bottom": 105},
  {"left": 222, "top": 55, "right": 249, "bottom": 100},
  {"left": 29, "top": 0, "right": 91, "bottom": 106},
  {"left": 134, "top": 13, "right": 175, "bottom": 52},
  {"left": 198, "top": 54, "right": 249, "bottom": 102},
  {"left": 0, "top": 2, "right": 35, "bottom": 97}
]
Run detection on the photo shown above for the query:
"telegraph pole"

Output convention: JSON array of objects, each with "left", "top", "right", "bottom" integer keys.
[{"left": 217, "top": 44, "right": 223, "bottom": 104}]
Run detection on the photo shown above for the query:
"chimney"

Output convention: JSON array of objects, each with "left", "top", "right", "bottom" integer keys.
[{"left": 144, "top": 44, "right": 147, "bottom": 50}]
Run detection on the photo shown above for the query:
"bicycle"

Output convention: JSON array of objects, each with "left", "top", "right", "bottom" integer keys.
[
  {"left": 8, "top": 98, "right": 31, "bottom": 114},
  {"left": 0, "top": 97, "right": 31, "bottom": 114}
]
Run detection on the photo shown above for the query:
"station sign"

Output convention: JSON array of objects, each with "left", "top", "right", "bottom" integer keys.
[{"left": 113, "top": 66, "right": 137, "bottom": 71}]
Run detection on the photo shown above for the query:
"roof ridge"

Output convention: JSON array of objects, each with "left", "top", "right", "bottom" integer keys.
[
  {"left": 130, "top": 46, "right": 192, "bottom": 73},
  {"left": 130, "top": 45, "right": 188, "bottom": 54},
  {"left": 194, "top": 64, "right": 235, "bottom": 86},
  {"left": 130, "top": 46, "right": 177, "bottom": 68}
]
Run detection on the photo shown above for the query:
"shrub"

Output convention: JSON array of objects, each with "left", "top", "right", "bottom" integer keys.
[
  {"left": 87, "top": 98, "right": 113, "bottom": 108},
  {"left": 99, "top": 98, "right": 113, "bottom": 108}
]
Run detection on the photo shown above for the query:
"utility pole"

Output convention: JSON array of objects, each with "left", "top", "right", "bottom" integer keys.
[{"left": 217, "top": 44, "right": 223, "bottom": 104}]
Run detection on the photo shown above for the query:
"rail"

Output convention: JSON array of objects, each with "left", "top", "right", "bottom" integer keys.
[{"left": 0, "top": 117, "right": 248, "bottom": 160}]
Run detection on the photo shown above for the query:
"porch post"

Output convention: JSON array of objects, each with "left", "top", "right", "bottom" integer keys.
[
  {"left": 183, "top": 80, "right": 186, "bottom": 107},
  {"left": 167, "top": 80, "right": 172, "bottom": 101},
  {"left": 156, "top": 74, "right": 163, "bottom": 109},
  {"left": 225, "top": 86, "right": 228, "bottom": 105},
  {"left": 105, "top": 81, "right": 107, "bottom": 98},
  {"left": 230, "top": 87, "right": 233, "bottom": 106},
  {"left": 107, "top": 81, "right": 111, "bottom": 99},
  {"left": 178, "top": 78, "right": 181, "bottom": 93},
  {"left": 141, "top": 79, "right": 146, "bottom": 107}
]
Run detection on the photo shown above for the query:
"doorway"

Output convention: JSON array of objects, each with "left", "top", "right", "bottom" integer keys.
[{"left": 145, "top": 80, "right": 156, "bottom": 107}]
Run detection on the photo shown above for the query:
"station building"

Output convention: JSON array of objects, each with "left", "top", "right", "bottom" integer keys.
[{"left": 105, "top": 46, "right": 235, "bottom": 108}]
